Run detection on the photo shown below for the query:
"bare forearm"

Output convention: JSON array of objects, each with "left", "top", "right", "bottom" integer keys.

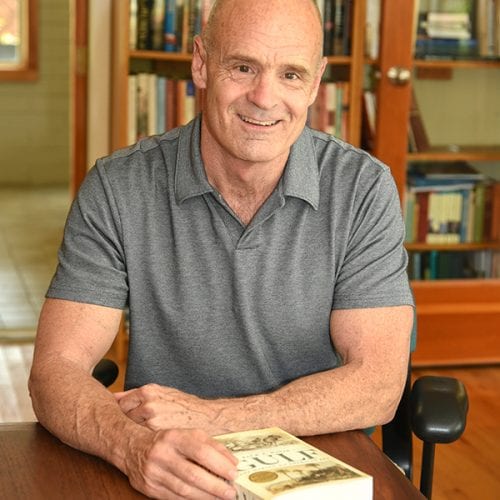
[
  {"left": 212, "top": 362, "right": 405, "bottom": 436},
  {"left": 118, "top": 360, "right": 406, "bottom": 438},
  {"left": 29, "top": 356, "right": 149, "bottom": 473}
]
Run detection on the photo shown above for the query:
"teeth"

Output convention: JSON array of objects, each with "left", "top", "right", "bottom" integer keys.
[{"left": 240, "top": 115, "right": 278, "bottom": 126}]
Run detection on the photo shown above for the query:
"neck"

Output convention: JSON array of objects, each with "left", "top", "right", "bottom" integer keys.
[
  {"left": 207, "top": 159, "right": 284, "bottom": 225},
  {"left": 201, "top": 137, "right": 288, "bottom": 226}
]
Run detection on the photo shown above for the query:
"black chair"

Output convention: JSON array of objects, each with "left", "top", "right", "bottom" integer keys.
[
  {"left": 382, "top": 365, "right": 468, "bottom": 499},
  {"left": 92, "top": 358, "right": 468, "bottom": 499}
]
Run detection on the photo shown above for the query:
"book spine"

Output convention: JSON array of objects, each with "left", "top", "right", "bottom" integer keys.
[
  {"left": 164, "top": 0, "right": 178, "bottom": 51},
  {"left": 342, "top": 0, "right": 353, "bottom": 55},
  {"left": 323, "top": 0, "right": 334, "bottom": 56},
  {"left": 128, "top": 74, "right": 138, "bottom": 144},
  {"left": 147, "top": 73, "right": 158, "bottom": 135},
  {"left": 130, "top": 0, "right": 138, "bottom": 50},
  {"left": 409, "top": 89, "right": 430, "bottom": 152},
  {"left": 490, "top": 182, "right": 500, "bottom": 242},
  {"left": 136, "top": 0, "right": 153, "bottom": 50},
  {"left": 333, "top": 0, "right": 344, "bottom": 55},
  {"left": 473, "top": 183, "right": 486, "bottom": 242},
  {"left": 156, "top": 76, "right": 166, "bottom": 134},
  {"left": 151, "top": 0, "right": 166, "bottom": 50},
  {"left": 136, "top": 73, "right": 150, "bottom": 139},
  {"left": 365, "top": 0, "right": 381, "bottom": 59}
]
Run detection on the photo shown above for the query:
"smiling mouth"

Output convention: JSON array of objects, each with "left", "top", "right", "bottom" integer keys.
[{"left": 239, "top": 114, "right": 279, "bottom": 127}]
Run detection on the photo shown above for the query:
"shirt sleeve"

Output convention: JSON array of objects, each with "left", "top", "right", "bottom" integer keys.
[
  {"left": 46, "top": 163, "right": 129, "bottom": 309},
  {"left": 332, "top": 168, "right": 414, "bottom": 309}
]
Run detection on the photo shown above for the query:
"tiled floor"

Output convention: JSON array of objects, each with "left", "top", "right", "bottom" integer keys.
[{"left": 0, "top": 187, "right": 69, "bottom": 339}]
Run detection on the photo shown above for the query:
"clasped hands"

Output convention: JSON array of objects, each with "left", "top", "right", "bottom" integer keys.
[
  {"left": 115, "top": 384, "right": 230, "bottom": 435},
  {"left": 113, "top": 384, "right": 239, "bottom": 499}
]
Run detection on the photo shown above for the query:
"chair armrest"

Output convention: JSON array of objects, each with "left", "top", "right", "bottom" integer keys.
[
  {"left": 411, "top": 376, "right": 468, "bottom": 444},
  {"left": 92, "top": 359, "right": 119, "bottom": 387}
]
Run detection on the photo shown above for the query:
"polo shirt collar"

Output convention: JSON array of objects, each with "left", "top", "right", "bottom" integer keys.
[
  {"left": 175, "top": 116, "right": 213, "bottom": 204},
  {"left": 175, "top": 115, "right": 320, "bottom": 210},
  {"left": 281, "top": 127, "right": 320, "bottom": 210}
]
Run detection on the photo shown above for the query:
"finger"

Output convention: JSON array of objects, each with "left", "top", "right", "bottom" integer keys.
[
  {"left": 115, "top": 391, "right": 143, "bottom": 414},
  {"left": 130, "top": 459, "right": 226, "bottom": 500},
  {"left": 173, "top": 430, "right": 239, "bottom": 483},
  {"left": 112, "top": 390, "right": 128, "bottom": 401},
  {"left": 212, "top": 440, "right": 239, "bottom": 466},
  {"left": 152, "top": 463, "right": 235, "bottom": 500}
]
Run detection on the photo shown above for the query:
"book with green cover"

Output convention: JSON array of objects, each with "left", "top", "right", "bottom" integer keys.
[{"left": 215, "top": 427, "right": 373, "bottom": 499}]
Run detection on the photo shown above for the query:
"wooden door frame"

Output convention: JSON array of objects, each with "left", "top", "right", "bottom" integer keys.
[
  {"left": 373, "top": 0, "right": 415, "bottom": 198},
  {"left": 71, "top": 0, "right": 88, "bottom": 197}
]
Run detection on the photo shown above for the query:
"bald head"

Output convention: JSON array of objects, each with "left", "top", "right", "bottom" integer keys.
[{"left": 202, "top": 0, "right": 324, "bottom": 65}]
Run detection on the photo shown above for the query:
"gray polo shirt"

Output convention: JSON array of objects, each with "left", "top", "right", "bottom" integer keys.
[{"left": 47, "top": 115, "right": 414, "bottom": 397}]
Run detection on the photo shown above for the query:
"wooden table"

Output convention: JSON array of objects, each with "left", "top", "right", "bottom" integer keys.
[{"left": 0, "top": 422, "right": 424, "bottom": 499}]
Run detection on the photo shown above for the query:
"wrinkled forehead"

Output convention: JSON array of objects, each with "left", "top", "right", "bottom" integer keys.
[{"left": 212, "top": 1, "right": 323, "bottom": 64}]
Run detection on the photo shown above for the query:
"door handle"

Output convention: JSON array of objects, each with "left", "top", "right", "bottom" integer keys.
[{"left": 387, "top": 66, "right": 411, "bottom": 85}]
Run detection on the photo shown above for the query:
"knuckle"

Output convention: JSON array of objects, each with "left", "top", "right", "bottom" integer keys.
[
  {"left": 140, "top": 383, "right": 159, "bottom": 397},
  {"left": 177, "top": 482, "right": 193, "bottom": 497}
]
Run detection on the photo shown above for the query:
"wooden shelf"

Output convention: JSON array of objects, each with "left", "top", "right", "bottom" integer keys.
[
  {"left": 414, "top": 58, "right": 500, "bottom": 69},
  {"left": 130, "top": 50, "right": 192, "bottom": 62},
  {"left": 130, "top": 52, "right": 353, "bottom": 66},
  {"left": 406, "top": 242, "right": 500, "bottom": 252},
  {"left": 408, "top": 146, "right": 500, "bottom": 162}
]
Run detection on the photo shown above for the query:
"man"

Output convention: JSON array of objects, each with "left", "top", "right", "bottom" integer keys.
[{"left": 29, "top": 0, "right": 414, "bottom": 498}]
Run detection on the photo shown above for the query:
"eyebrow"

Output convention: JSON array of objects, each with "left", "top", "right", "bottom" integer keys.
[{"left": 223, "top": 54, "right": 313, "bottom": 78}]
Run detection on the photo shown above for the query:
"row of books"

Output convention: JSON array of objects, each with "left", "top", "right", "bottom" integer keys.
[
  {"left": 308, "top": 81, "right": 350, "bottom": 140},
  {"left": 127, "top": 73, "right": 202, "bottom": 144},
  {"left": 129, "top": 0, "right": 354, "bottom": 56},
  {"left": 130, "top": 0, "right": 213, "bottom": 53},
  {"left": 127, "top": 72, "right": 351, "bottom": 144},
  {"left": 404, "top": 162, "right": 500, "bottom": 244},
  {"left": 408, "top": 249, "right": 500, "bottom": 280},
  {"left": 316, "top": 0, "right": 353, "bottom": 56},
  {"left": 415, "top": 0, "right": 500, "bottom": 59}
]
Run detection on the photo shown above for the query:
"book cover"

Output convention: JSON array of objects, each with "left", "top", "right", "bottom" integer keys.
[{"left": 215, "top": 427, "right": 372, "bottom": 499}]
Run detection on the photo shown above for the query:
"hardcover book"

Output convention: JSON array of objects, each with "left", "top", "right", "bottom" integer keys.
[{"left": 215, "top": 427, "right": 373, "bottom": 499}]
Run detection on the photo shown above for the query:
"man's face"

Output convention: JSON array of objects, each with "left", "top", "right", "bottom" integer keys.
[{"left": 193, "top": 1, "right": 326, "bottom": 167}]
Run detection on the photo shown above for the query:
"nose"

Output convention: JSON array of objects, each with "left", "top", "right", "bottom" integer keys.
[{"left": 247, "top": 73, "right": 278, "bottom": 110}]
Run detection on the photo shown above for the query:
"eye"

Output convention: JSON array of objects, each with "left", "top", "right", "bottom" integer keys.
[
  {"left": 284, "top": 72, "right": 299, "bottom": 80},
  {"left": 237, "top": 65, "right": 251, "bottom": 73}
]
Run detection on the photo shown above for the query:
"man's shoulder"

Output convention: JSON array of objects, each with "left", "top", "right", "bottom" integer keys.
[
  {"left": 308, "top": 127, "right": 390, "bottom": 176},
  {"left": 102, "top": 127, "right": 182, "bottom": 169}
]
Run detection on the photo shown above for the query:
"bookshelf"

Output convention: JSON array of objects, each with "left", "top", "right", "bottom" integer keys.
[
  {"left": 110, "top": 1, "right": 500, "bottom": 366},
  {"left": 372, "top": 0, "right": 500, "bottom": 366}
]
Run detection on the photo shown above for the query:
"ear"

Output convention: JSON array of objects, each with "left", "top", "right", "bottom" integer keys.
[
  {"left": 192, "top": 36, "right": 208, "bottom": 90},
  {"left": 308, "top": 56, "right": 328, "bottom": 106}
]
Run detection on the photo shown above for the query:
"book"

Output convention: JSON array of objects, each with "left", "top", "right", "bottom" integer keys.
[
  {"left": 164, "top": 0, "right": 178, "bottom": 51},
  {"left": 130, "top": 0, "right": 138, "bottom": 50},
  {"left": 365, "top": 0, "right": 381, "bottom": 59},
  {"left": 136, "top": 0, "right": 154, "bottom": 50},
  {"left": 425, "top": 12, "right": 472, "bottom": 40},
  {"left": 409, "top": 161, "right": 486, "bottom": 181},
  {"left": 408, "top": 90, "right": 430, "bottom": 152},
  {"left": 215, "top": 427, "right": 372, "bottom": 499},
  {"left": 151, "top": 0, "right": 166, "bottom": 50}
]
